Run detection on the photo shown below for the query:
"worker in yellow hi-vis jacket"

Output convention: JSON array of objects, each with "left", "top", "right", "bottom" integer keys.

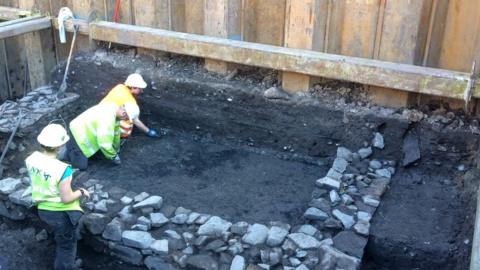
[
  {"left": 64, "top": 102, "right": 139, "bottom": 170},
  {"left": 100, "top": 73, "right": 160, "bottom": 139},
  {"left": 26, "top": 124, "right": 91, "bottom": 270}
]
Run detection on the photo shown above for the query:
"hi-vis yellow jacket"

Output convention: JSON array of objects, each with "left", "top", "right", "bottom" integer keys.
[{"left": 69, "top": 103, "right": 121, "bottom": 159}]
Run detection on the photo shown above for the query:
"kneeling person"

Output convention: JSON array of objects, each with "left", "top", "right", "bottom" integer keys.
[
  {"left": 65, "top": 102, "right": 139, "bottom": 170},
  {"left": 26, "top": 124, "right": 90, "bottom": 270}
]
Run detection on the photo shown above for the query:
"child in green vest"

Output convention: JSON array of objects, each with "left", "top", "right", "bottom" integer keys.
[{"left": 26, "top": 124, "right": 90, "bottom": 270}]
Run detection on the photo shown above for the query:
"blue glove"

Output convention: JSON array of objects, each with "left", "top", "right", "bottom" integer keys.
[
  {"left": 146, "top": 129, "right": 160, "bottom": 138},
  {"left": 113, "top": 154, "right": 121, "bottom": 165}
]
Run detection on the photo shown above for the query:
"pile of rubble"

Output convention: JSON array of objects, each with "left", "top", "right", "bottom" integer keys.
[
  {"left": 0, "top": 130, "right": 393, "bottom": 270},
  {"left": 0, "top": 86, "right": 78, "bottom": 133}
]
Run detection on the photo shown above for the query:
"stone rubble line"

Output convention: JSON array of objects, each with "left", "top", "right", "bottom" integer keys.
[
  {"left": 0, "top": 86, "right": 78, "bottom": 133},
  {"left": 0, "top": 131, "right": 392, "bottom": 270}
]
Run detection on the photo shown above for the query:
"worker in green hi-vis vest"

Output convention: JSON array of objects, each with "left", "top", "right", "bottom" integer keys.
[{"left": 26, "top": 124, "right": 90, "bottom": 270}]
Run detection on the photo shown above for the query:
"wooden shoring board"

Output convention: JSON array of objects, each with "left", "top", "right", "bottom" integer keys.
[
  {"left": 0, "top": 17, "right": 51, "bottom": 39},
  {"left": 19, "top": 0, "right": 56, "bottom": 91},
  {"left": 85, "top": 21, "right": 478, "bottom": 100},
  {"left": 0, "top": 6, "right": 31, "bottom": 20},
  {"left": 282, "top": 0, "right": 315, "bottom": 93},
  {"left": 242, "top": 0, "right": 286, "bottom": 46},
  {"left": 204, "top": 0, "right": 229, "bottom": 74},
  {"left": 133, "top": 0, "right": 170, "bottom": 57}
]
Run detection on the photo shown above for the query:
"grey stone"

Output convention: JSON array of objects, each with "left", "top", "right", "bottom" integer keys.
[
  {"left": 164, "top": 229, "right": 182, "bottom": 240},
  {"left": 137, "top": 216, "right": 152, "bottom": 229},
  {"left": 174, "top": 253, "right": 188, "bottom": 268},
  {"left": 242, "top": 223, "right": 269, "bottom": 245},
  {"left": 231, "top": 221, "right": 249, "bottom": 235},
  {"left": 230, "top": 255, "right": 245, "bottom": 270},
  {"left": 120, "top": 196, "right": 133, "bottom": 205},
  {"left": 133, "top": 195, "right": 163, "bottom": 210},
  {"left": 131, "top": 224, "right": 149, "bottom": 231},
  {"left": 111, "top": 244, "right": 143, "bottom": 265},
  {"left": 353, "top": 220, "right": 370, "bottom": 236},
  {"left": 287, "top": 233, "right": 321, "bottom": 249},
  {"left": 332, "top": 209, "right": 355, "bottom": 229},
  {"left": 102, "top": 218, "right": 124, "bottom": 241},
  {"left": 195, "top": 214, "right": 212, "bottom": 225},
  {"left": 357, "top": 211, "right": 372, "bottom": 222},
  {"left": 118, "top": 206, "right": 136, "bottom": 223},
  {"left": 297, "top": 224, "right": 317, "bottom": 236},
  {"left": 194, "top": 235, "right": 209, "bottom": 246},
  {"left": 206, "top": 239, "right": 226, "bottom": 251},
  {"left": 375, "top": 169, "right": 392, "bottom": 179},
  {"left": 171, "top": 213, "right": 188, "bottom": 224},
  {"left": 295, "top": 264, "right": 309, "bottom": 270},
  {"left": 308, "top": 198, "right": 331, "bottom": 213},
  {"left": 8, "top": 188, "right": 32, "bottom": 208},
  {"left": 332, "top": 231, "right": 368, "bottom": 258},
  {"left": 94, "top": 200, "right": 108, "bottom": 213},
  {"left": 372, "top": 132, "right": 384, "bottom": 149},
  {"left": 315, "top": 177, "right": 341, "bottom": 190},
  {"left": 144, "top": 256, "right": 176, "bottom": 270},
  {"left": 318, "top": 245, "right": 360, "bottom": 270},
  {"left": 150, "top": 239, "right": 168, "bottom": 254},
  {"left": 337, "top": 147, "right": 353, "bottom": 161},
  {"left": 329, "top": 190, "right": 341, "bottom": 204},
  {"left": 183, "top": 246, "right": 194, "bottom": 254},
  {"left": 84, "top": 179, "right": 99, "bottom": 188},
  {"left": 326, "top": 168, "right": 342, "bottom": 181},
  {"left": 186, "top": 254, "right": 219, "bottom": 270},
  {"left": 0, "top": 178, "right": 22, "bottom": 195},
  {"left": 402, "top": 129, "right": 421, "bottom": 167},
  {"left": 303, "top": 207, "right": 328, "bottom": 221},
  {"left": 175, "top": 206, "right": 191, "bottom": 215},
  {"left": 227, "top": 242, "right": 243, "bottom": 256},
  {"left": 323, "top": 217, "right": 343, "bottom": 229},
  {"left": 369, "top": 160, "right": 382, "bottom": 169},
  {"left": 264, "top": 87, "right": 290, "bottom": 100},
  {"left": 332, "top": 158, "right": 349, "bottom": 173},
  {"left": 183, "top": 232, "right": 195, "bottom": 244},
  {"left": 133, "top": 192, "right": 150, "bottom": 202},
  {"left": 122, "top": 230, "right": 155, "bottom": 249},
  {"left": 83, "top": 213, "right": 109, "bottom": 235},
  {"left": 266, "top": 226, "right": 289, "bottom": 247},
  {"left": 150, "top": 212, "right": 169, "bottom": 227},
  {"left": 198, "top": 216, "right": 232, "bottom": 237},
  {"left": 289, "top": 257, "right": 301, "bottom": 267},
  {"left": 187, "top": 212, "right": 201, "bottom": 224},
  {"left": 362, "top": 195, "right": 380, "bottom": 207},
  {"left": 358, "top": 147, "right": 372, "bottom": 159},
  {"left": 35, "top": 229, "right": 48, "bottom": 241},
  {"left": 341, "top": 194, "right": 354, "bottom": 205}
]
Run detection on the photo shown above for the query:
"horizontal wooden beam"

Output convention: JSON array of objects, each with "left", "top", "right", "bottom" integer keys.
[
  {"left": 89, "top": 21, "right": 477, "bottom": 100},
  {"left": 0, "top": 6, "right": 32, "bottom": 20},
  {"left": 52, "top": 18, "right": 90, "bottom": 35},
  {"left": 0, "top": 17, "right": 51, "bottom": 39},
  {"left": 53, "top": 19, "right": 479, "bottom": 100}
]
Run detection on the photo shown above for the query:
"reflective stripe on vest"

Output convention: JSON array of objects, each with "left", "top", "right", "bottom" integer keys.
[
  {"left": 26, "top": 151, "right": 82, "bottom": 212},
  {"left": 120, "top": 119, "right": 133, "bottom": 138}
]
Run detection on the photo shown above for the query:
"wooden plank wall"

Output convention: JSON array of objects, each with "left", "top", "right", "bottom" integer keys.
[{"left": 1, "top": 0, "right": 480, "bottom": 110}]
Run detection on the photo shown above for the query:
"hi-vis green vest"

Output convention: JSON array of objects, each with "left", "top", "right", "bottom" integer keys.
[
  {"left": 26, "top": 151, "right": 82, "bottom": 212},
  {"left": 69, "top": 103, "right": 121, "bottom": 160}
]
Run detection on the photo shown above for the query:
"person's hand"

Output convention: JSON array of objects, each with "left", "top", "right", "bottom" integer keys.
[
  {"left": 113, "top": 154, "right": 121, "bottom": 165},
  {"left": 146, "top": 129, "right": 160, "bottom": 138},
  {"left": 79, "top": 188, "right": 90, "bottom": 199}
]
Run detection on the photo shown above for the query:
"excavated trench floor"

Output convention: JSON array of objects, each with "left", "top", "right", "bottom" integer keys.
[{"left": 0, "top": 51, "right": 478, "bottom": 269}]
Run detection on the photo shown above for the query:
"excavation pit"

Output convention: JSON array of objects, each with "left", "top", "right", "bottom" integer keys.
[{"left": 0, "top": 52, "right": 478, "bottom": 270}]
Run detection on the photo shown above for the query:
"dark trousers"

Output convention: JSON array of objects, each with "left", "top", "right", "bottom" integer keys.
[
  {"left": 65, "top": 137, "right": 88, "bottom": 170},
  {"left": 38, "top": 210, "right": 83, "bottom": 270}
]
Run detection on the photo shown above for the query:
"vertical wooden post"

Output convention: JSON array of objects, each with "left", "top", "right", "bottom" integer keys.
[
  {"left": 19, "top": 0, "right": 56, "bottom": 91},
  {"left": 282, "top": 0, "right": 315, "bottom": 93},
  {"left": 204, "top": 0, "right": 229, "bottom": 74},
  {"left": 369, "top": 0, "right": 430, "bottom": 108},
  {"left": 133, "top": 0, "right": 170, "bottom": 57}
]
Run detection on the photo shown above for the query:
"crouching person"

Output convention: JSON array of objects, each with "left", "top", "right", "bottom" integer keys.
[
  {"left": 26, "top": 124, "right": 90, "bottom": 270},
  {"left": 65, "top": 102, "right": 139, "bottom": 170}
]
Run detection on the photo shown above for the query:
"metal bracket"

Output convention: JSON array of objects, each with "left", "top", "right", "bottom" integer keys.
[{"left": 464, "top": 61, "right": 476, "bottom": 113}]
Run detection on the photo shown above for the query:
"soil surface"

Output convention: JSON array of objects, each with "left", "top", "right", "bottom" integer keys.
[{"left": 0, "top": 50, "right": 478, "bottom": 269}]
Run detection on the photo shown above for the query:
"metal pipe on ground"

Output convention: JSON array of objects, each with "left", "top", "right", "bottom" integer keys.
[{"left": 470, "top": 184, "right": 480, "bottom": 270}]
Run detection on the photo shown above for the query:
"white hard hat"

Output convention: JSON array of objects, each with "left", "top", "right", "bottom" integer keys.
[
  {"left": 124, "top": 73, "right": 147, "bottom": 89},
  {"left": 37, "top": 124, "right": 70, "bottom": 148},
  {"left": 123, "top": 102, "right": 140, "bottom": 121}
]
